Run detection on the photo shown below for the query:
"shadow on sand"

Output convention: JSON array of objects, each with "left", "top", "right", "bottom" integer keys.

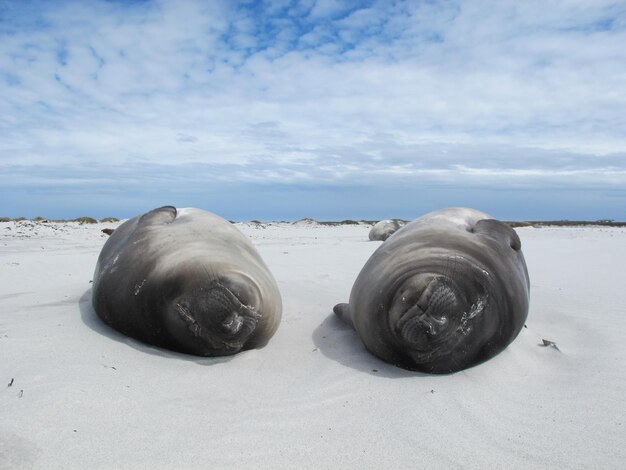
[
  {"left": 78, "top": 288, "right": 235, "bottom": 366},
  {"left": 312, "top": 312, "right": 427, "bottom": 378}
]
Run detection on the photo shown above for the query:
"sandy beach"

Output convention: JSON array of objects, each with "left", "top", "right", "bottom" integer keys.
[{"left": 1, "top": 218, "right": 625, "bottom": 469}]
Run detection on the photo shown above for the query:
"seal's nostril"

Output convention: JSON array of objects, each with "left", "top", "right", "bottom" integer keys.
[
  {"left": 419, "top": 313, "right": 448, "bottom": 336},
  {"left": 221, "top": 311, "right": 244, "bottom": 334}
]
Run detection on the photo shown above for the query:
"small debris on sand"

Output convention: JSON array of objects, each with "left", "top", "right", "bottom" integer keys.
[{"left": 540, "top": 339, "right": 560, "bottom": 351}]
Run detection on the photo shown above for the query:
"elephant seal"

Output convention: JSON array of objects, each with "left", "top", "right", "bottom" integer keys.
[
  {"left": 369, "top": 219, "right": 405, "bottom": 241},
  {"left": 92, "top": 206, "right": 282, "bottom": 356},
  {"left": 334, "top": 207, "right": 529, "bottom": 374}
]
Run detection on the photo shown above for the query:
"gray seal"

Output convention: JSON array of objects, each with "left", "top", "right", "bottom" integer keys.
[
  {"left": 334, "top": 207, "right": 529, "bottom": 373},
  {"left": 92, "top": 206, "right": 282, "bottom": 356},
  {"left": 369, "top": 219, "right": 405, "bottom": 241}
]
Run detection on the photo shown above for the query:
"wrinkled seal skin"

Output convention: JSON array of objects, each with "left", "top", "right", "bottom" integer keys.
[
  {"left": 368, "top": 219, "right": 405, "bottom": 241},
  {"left": 92, "top": 206, "right": 282, "bottom": 356},
  {"left": 334, "top": 208, "right": 529, "bottom": 374}
]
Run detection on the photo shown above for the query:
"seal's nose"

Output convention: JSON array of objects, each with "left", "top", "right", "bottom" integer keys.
[
  {"left": 220, "top": 311, "right": 244, "bottom": 335},
  {"left": 419, "top": 280, "right": 456, "bottom": 335},
  {"left": 396, "top": 278, "right": 458, "bottom": 344}
]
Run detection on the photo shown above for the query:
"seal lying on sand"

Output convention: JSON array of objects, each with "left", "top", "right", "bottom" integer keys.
[
  {"left": 369, "top": 219, "right": 405, "bottom": 241},
  {"left": 334, "top": 207, "right": 529, "bottom": 374},
  {"left": 92, "top": 206, "right": 282, "bottom": 356}
]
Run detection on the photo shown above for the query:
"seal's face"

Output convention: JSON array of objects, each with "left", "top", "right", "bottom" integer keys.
[
  {"left": 165, "top": 275, "right": 262, "bottom": 356},
  {"left": 387, "top": 270, "right": 489, "bottom": 370}
]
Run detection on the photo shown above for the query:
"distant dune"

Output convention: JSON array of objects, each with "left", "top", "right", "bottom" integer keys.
[{"left": 2, "top": 215, "right": 625, "bottom": 228}]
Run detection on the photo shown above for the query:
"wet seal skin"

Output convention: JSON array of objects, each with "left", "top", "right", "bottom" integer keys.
[
  {"left": 92, "top": 206, "right": 282, "bottom": 356},
  {"left": 334, "top": 207, "right": 530, "bottom": 374}
]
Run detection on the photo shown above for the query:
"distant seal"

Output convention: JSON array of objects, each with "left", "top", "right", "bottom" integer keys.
[
  {"left": 92, "top": 206, "right": 282, "bottom": 356},
  {"left": 334, "top": 207, "right": 529, "bottom": 373},
  {"left": 369, "top": 219, "right": 405, "bottom": 241}
]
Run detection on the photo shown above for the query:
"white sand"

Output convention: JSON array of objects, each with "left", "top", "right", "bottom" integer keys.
[{"left": 1, "top": 219, "right": 625, "bottom": 469}]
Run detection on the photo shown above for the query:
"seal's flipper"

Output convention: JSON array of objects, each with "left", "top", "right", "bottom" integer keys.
[
  {"left": 138, "top": 206, "right": 177, "bottom": 227},
  {"left": 333, "top": 303, "right": 355, "bottom": 329},
  {"left": 475, "top": 219, "right": 521, "bottom": 251}
]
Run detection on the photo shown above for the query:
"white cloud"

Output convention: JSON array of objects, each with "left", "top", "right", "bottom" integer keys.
[{"left": 1, "top": 0, "right": 626, "bottom": 201}]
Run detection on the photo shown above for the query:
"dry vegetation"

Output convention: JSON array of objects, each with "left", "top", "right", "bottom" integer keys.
[
  {"left": 1, "top": 216, "right": 624, "bottom": 227},
  {"left": 0, "top": 216, "right": 119, "bottom": 224}
]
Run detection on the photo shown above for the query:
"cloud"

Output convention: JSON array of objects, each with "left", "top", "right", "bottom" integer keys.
[{"left": 1, "top": 0, "right": 625, "bottom": 217}]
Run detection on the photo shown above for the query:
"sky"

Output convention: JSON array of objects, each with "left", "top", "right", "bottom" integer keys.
[{"left": 1, "top": 0, "right": 625, "bottom": 221}]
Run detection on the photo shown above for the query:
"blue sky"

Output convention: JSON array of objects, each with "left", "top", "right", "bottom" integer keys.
[{"left": 1, "top": 0, "right": 625, "bottom": 221}]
